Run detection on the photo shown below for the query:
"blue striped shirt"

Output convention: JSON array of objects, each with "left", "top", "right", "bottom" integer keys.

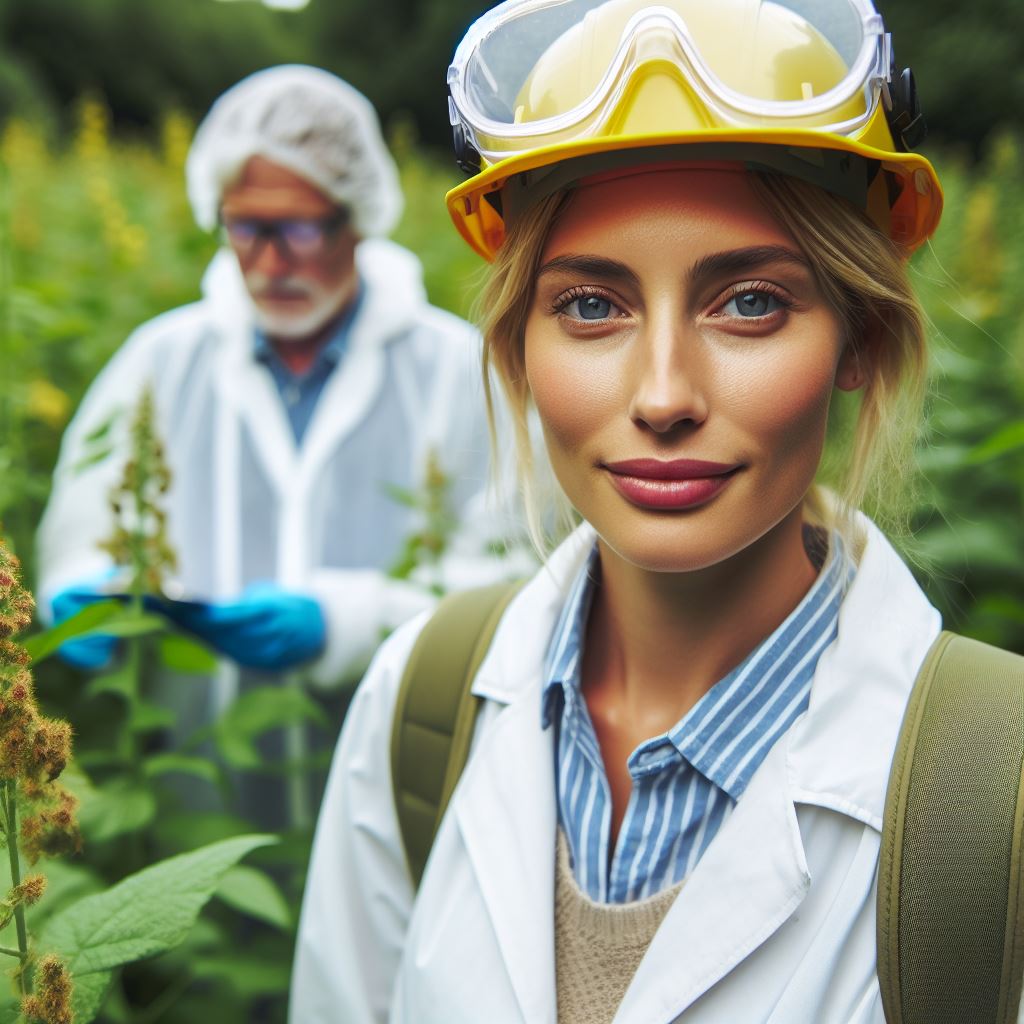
[
  {"left": 253, "top": 283, "right": 364, "bottom": 444},
  {"left": 541, "top": 533, "right": 852, "bottom": 904}
]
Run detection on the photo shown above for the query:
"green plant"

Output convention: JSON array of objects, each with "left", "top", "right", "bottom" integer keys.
[{"left": 0, "top": 540, "right": 77, "bottom": 1021}]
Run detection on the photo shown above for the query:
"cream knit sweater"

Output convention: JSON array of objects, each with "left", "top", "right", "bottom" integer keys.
[{"left": 555, "top": 830, "right": 684, "bottom": 1024}]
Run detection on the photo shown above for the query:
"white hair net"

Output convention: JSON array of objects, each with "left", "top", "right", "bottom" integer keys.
[{"left": 186, "top": 65, "right": 403, "bottom": 237}]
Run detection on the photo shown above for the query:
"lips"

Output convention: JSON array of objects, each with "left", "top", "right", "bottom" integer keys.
[{"left": 603, "top": 458, "right": 740, "bottom": 510}]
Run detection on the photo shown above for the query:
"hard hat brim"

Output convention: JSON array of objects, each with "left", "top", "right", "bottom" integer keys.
[{"left": 446, "top": 128, "right": 942, "bottom": 261}]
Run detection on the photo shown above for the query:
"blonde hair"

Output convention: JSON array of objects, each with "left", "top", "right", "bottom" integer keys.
[{"left": 478, "top": 172, "right": 928, "bottom": 553}]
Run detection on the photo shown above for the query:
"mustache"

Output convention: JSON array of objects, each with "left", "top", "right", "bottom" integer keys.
[{"left": 244, "top": 273, "right": 320, "bottom": 300}]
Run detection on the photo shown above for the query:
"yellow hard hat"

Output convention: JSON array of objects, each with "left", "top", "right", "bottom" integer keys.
[{"left": 446, "top": 0, "right": 941, "bottom": 260}]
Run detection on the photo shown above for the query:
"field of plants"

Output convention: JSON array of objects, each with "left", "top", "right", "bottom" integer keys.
[{"left": 0, "top": 101, "right": 1021, "bottom": 1022}]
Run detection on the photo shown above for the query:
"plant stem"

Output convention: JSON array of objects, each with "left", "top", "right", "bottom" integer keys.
[
  {"left": 0, "top": 944, "right": 24, "bottom": 959},
  {"left": 3, "top": 780, "right": 29, "bottom": 988}
]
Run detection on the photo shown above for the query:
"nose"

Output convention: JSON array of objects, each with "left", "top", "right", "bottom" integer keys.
[
  {"left": 627, "top": 316, "right": 709, "bottom": 433},
  {"left": 247, "top": 233, "right": 293, "bottom": 278}
]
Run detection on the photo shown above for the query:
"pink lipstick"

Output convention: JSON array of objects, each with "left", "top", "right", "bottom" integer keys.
[{"left": 603, "top": 458, "right": 740, "bottom": 510}]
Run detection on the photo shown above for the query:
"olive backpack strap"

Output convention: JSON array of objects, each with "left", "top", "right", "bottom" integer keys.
[
  {"left": 878, "top": 630, "right": 1024, "bottom": 1024},
  {"left": 390, "top": 581, "right": 522, "bottom": 889}
]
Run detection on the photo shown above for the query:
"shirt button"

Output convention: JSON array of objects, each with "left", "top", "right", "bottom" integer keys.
[{"left": 634, "top": 746, "right": 669, "bottom": 769}]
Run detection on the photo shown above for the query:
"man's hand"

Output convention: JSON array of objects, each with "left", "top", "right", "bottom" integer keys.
[{"left": 155, "top": 584, "right": 326, "bottom": 672}]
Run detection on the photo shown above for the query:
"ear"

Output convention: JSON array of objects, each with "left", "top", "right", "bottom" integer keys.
[
  {"left": 835, "top": 342, "right": 866, "bottom": 392},
  {"left": 835, "top": 315, "right": 882, "bottom": 393}
]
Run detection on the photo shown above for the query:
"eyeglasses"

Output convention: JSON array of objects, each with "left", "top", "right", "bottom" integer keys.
[{"left": 219, "top": 209, "right": 350, "bottom": 262}]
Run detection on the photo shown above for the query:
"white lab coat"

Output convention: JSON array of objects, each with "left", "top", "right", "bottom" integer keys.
[
  {"left": 37, "top": 239, "right": 517, "bottom": 827},
  {"left": 38, "top": 238, "right": 501, "bottom": 691},
  {"left": 292, "top": 515, "right": 968, "bottom": 1024}
]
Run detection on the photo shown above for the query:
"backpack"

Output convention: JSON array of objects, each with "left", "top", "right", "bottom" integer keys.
[{"left": 390, "top": 582, "right": 1024, "bottom": 1024}]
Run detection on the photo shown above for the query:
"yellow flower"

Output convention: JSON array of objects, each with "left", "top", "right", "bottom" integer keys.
[{"left": 27, "top": 380, "right": 71, "bottom": 430}]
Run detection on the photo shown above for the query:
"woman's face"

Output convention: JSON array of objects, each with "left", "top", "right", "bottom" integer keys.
[{"left": 524, "top": 169, "right": 859, "bottom": 574}]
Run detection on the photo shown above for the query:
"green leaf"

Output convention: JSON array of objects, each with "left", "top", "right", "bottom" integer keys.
[
  {"left": 215, "top": 864, "right": 291, "bottom": 931},
  {"left": 82, "top": 408, "right": 122, "bottom": 446},
  {"left": 77, "top": 777, "right": 156, "bottom": 843},
  {"left": 191, "top": 952, "right": 291, "bottom": 998},
  {"left": 157, "top": 632, "right": 218, "bottom": 673},
  {"left": 67, "top": 967, "right": 114, "bottom": 1023},
  {"left": 71, "top": 445, "right": 114, "bottom": 474},
  {"left": 129, "top": 700, "right": 177, "bottom": 733},
  {"left": 85, "top": 659, "right": 135, "bottom": 701},
  {"left": 382, "top": 482, "right": 418, "bottom": 508},
  {"left": 95, "top": 612, "right": 168, "bottom": 638},
  {"left": 966, "top": 420, "right": 1024, "bottom": 464},
  {"left": 214, "top": 687, "right": 328, "bottom": 769},
  {"left": 143, "top": 753, "right": 221, "bottom": 786},
  {"left": 23, "top": 600, "right": 124, "bottom": 662},
  {"left": 39, "top": 835, "right": 277, "bottom": 1022}
]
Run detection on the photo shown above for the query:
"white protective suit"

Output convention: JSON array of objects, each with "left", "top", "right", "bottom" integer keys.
[
  {"left": 290, "top": 515, "right": 1008, "bottom": 1024},
  {"left": 37, "top": 238, "right": 510, "bottom": 824}
]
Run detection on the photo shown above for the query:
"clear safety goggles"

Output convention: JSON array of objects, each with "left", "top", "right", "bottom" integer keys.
[{"left": 448, "top": 0, "right": 893, "bottom": 163}]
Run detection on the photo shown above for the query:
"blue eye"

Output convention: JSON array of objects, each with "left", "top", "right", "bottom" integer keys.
[
  {"left": 723, "top": 291, "right": 782, "bottom": 318},
  {"left": 568, "top": 295, "right": 614, "bottom": 320}
]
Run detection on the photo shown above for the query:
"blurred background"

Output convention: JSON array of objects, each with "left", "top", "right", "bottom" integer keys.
[{"left": 0, "top": 0, "right": 1021, "bottom": 1020}]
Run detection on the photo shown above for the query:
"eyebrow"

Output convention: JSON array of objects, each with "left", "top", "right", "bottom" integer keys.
[
  {"left": 536, "top": 245, "right": 809, "bottom": 290},
  {"left": 535, "top": 255, "right": 641, "bottom": 290},
  {"left": 688, "top": 245, "right": 810, "bottom": 282}
]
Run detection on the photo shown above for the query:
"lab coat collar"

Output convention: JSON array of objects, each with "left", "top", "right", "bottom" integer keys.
[
  {"left": 472, "top": 515, "right": 940, "bottom": 831},
  {"left": 461, "top": 515, "right": 939, "bottom": 1022},
  {"left": 199, "top": 239, "right": 430, "bottom": 496},
  {"left": 785, "top": 515, "right": 941, "bottom": 830}
]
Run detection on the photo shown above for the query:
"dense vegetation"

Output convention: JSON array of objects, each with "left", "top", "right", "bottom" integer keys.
[{"left": 0, "top": 0, "right": 1021, "bottom": 154}]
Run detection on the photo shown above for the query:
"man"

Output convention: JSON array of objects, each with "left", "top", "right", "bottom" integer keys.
[{"left": 36, "top": 65, "right": 512, "bottom": 827}]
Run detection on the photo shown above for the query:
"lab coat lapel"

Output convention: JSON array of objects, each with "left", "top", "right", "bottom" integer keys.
[
  {"left": 454, "top": 683, "right": 559, "bottom": 1023},
  {"left": 616, "top": 741, "right": 810, "bottom": 1023},
  {"left": 212, "top": 308, "right": 295, "bottom": 496},
  {"left": 298, "top": 239, "right": 422, "bottom": 485},
  {"left": 296, "top": 312, "right": 386, "bottom": 485},
  {"left": 203, "top": 249, "right": 296, "bottom": 496}
]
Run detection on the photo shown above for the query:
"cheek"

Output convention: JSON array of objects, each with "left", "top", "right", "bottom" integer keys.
[
  {"left": 724, "top": 340, "right": 840, "bottom": 464},
  {"left": 524, "top": 322, "right": 619, "bottom": 460}
]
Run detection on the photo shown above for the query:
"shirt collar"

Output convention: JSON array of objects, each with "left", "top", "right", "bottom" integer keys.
[{"left": 541, "top": 532, "right": 853, "bottom": 797}]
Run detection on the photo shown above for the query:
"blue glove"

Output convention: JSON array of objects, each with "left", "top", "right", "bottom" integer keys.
[
  {"left": 154, "top": 583, "right": 326, "bottom": 671},
  {"left": 50, "top": 573, "right": 120, "bottom": 670}
]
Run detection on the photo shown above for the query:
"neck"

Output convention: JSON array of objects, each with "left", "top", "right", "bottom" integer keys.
[
  {"left": 267, "top": 283, "right": 358, "bottom": 375},
  {"left": 583, "top": 506, "right": 818, "bottom": 738}
]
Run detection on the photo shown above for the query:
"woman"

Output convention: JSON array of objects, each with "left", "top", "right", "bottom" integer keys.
[{"left": 291, "top": 1, "right": 955, "bottom": 1021}]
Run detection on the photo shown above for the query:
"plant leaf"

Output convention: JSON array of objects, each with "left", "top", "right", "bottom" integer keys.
[
  {"left": 215, "top": 864, "right": 291, "bottom": 931},
  {"left": 157, "top": 633, "right": 218, "bottom": 673},
  {"left": 143, "top": 753, "right": 221, "bottom": 786},
  {"left": 966, "top": 420, "right": 1024, "bottom": 464},
  {"left": 214, "top": 687, "right": 328, "bottom": 769},
  {"left": 191, "top": 952, "right": 291, "bottom": 999},
  {"left": 129, "top": 699, "right": 177, "bottom": 733},
  {"left": 39, "top": 835, "right": 277, "bottom": 1022},
  {"left": 22, "top": 601, "right": 124, "bottom": 663},
  {"left": 67, "top": 967, "right": 114, "bottom": 1024},
  {"left": 76, "top": 777, "right": 157, "bottom": 843}
]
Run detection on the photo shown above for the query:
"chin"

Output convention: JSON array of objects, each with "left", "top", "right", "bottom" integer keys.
[
  {"left": 254, "top": 304, "right": 336, "bottom": 341},
  {"left": 598, "top": 524, "right": 747, "bottom": 574}
]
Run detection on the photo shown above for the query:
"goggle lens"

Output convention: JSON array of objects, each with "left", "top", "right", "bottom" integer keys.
[{"left": 455, "top": 0, "right": 880, "bottom": 147}]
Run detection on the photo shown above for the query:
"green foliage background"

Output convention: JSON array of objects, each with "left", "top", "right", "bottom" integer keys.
[{"left": 0, "top": 0, "right": 1020, "bottom": 1019}]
